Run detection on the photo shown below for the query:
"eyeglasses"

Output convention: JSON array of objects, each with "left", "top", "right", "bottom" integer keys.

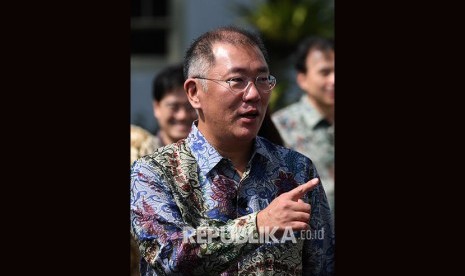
[{"left": 193, "top": 75, "right": 277, "bottom": 94}]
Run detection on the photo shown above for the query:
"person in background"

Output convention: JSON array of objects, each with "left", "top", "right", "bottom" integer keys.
[
  {"left": 271, "top": 36, "right": 335, "bottom": 218},
  {"left": 151, "top": 63, "right": 198, "bottom": 147},
  {"left": 130, "top": 124, "right": 160, "bottom": 165},
  {"left": 130, "top": 63, "right": 197, "bottom": 276},
  {"left": 131, "top": 63, "right": 197, "bottom": 165},
  {"left": 130, "top": 26, "right": 334, "bottom": 275}
]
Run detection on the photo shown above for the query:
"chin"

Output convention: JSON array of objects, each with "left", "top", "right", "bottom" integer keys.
[
  {"left": 174, "top": 128, "right": 190, "bottom": 135},
  {"left": 174, "top": 134, "right": 188, "bottom": 141},
  {"left": 235, "top": 129, "right": 258, "bottom": 141}
]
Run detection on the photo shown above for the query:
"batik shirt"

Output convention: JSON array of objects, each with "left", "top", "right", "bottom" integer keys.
[
  {"left": 272, "top": 96, "right": 334, "bottom": 216},
  {"left": 131, "top": 124, "right": 164, "bottom": 165},
  {"left": 130, "top": 123, "right": 334, "bottom": 275},
  {"left": 131, "top": 124, "right": 166, "bottom": 276}
]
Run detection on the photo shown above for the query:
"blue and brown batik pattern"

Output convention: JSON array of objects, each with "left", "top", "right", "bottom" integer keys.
[{"left": 130, "top": 123, "right": 334, "bottom": 275}]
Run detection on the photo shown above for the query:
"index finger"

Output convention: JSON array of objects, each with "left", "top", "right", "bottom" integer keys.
[{"left": 287, "top": 178, "right": 319, "bottom": 201}]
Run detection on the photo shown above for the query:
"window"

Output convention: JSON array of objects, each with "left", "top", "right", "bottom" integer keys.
[{"left": 131, "top": 0, "right": 168, "bottom": 55}]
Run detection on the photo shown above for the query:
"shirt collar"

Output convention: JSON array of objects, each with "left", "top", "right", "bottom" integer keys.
[
  {"left": 186, "top": 121, "right": 275, "bottom": 176},
  {"left": 253, "top": 136, "right": 275, "bottom": 163},
  {"left": 300, "top": 95, "right": 328, "bottom": 129},
  {"left": 186, "top": 122, "right": 224, "bottom": 177}
]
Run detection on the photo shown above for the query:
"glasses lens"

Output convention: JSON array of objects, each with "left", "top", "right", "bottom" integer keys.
[
  {"left": 256, "top": 75, "right": 276, "bottom": 92},
  {"left": 228, "top": 75, "right": 276, "bottom": 93},
  {"left": 229, "top": 78, "right": 247, "bottom": 92}
]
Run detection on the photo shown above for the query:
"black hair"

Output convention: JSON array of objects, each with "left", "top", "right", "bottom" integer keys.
[
  {"left": 294, "top": 36, "right": 334, "bottom": 73},
  {"left": 152, "top": 63, "right": 185, "bottom": 102}
]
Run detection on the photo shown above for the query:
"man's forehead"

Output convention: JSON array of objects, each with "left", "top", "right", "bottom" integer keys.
[
  {"left": 306, "top": 50, "right": 334, "bottom": 66},
  {"left": 211, "top": 43, "right": 267, "bottom": 70},
  {"left": 307, "top": 49, "right": 334, "bottom": 61},
  {"left": 212, "top": 44, "right": 231, "bottom": 60}
]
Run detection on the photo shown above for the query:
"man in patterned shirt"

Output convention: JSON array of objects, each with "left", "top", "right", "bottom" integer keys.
[
  {"left": 151, "top": 63, "right": 198, "bottom": 148},
  {"left": 271, "top": 37, "right": 335, "bottom": 218},
  {"left": 131, "top": 63, "right": 198, "bottom": 166},
  {"left": 130, "top": 26, "right": 334, "bottom": 275},
  {"left": 131, "top": 64, "right": 198, "bottom": 276}
]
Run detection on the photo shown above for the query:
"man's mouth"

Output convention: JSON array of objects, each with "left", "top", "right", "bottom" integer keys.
[{"left": 240, "top": 110, "right": 259, "bottom": 119}]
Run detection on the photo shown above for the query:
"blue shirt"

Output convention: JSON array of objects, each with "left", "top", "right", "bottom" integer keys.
[{"left": 130, "top": 123, "right": 334, "bottom": 275}]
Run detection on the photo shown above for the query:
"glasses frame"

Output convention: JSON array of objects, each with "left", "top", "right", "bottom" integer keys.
[{"left": 193, "top": 75, "right": 276, "bottom": 94}]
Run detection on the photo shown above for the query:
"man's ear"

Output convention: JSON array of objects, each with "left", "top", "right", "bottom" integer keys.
[
  {"left": 185, "top": 79, "right": 201, "bottom": 109},
  {"left": 296, "top": 72, "right": 308, "bottom": 91},
  {"left": 153, "top": 100, "right": 160, "bottom": 120}
]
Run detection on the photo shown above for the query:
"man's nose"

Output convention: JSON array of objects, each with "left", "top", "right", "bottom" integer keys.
[{"left": 242, "top": 81, "right": 261, "bottom": 102}]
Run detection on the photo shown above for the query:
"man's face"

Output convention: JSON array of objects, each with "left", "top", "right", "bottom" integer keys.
[
  {"left": 191, "top": 42, "right": 271, "bottom": 144},
  {"left": 153, "top": 88, "right": 197, "bottom": 144},
  {"left": 297, "top": 49, "right": 335, "bottom": 108}
]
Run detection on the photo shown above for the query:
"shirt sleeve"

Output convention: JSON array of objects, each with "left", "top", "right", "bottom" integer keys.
[
  {"left": 130, "top": 158, "right": 260, "bottom": 275},
  {"left": 302, "top": 164, "right": 335, "bottom": 275}
]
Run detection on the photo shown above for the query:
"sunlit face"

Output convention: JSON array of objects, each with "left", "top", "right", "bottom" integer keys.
[
  {"left": 297, "top": 49, "right": 335, "bottom": 108},
  {"left": 190, "top": 42, "right": 272, "bottom": 144},
  {"left": 153, "top": 88, "right": 197, "bottom": 144}
]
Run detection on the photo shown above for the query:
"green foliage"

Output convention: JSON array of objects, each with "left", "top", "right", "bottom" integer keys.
[{"left": 235, "top": 0, "right": 334, "bottom": 111}]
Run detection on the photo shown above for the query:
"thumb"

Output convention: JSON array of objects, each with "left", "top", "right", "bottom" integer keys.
[{"left": 287, "top": 178, "right": 319, "bottom": 201}]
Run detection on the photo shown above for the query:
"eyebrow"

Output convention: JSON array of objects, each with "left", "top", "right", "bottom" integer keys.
[
  {"left": 164, "top": 100, "right": 185, "bottom": 106},
  {"left": 228, "top": 66, "right": 269, "bottom": 74},
  {"left": 318, "top": 66, "right": 333, "bottom": 73}
]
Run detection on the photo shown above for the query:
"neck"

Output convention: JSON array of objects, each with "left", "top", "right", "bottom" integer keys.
[
  {"left": 308, "top": 97, "right": 334, "bottom": 125},
  {"left": 158, "top": 131, "right": 174, "bottom": 146},
  {"left": 197, "top": 123, "right": 253, "bottom": 176},
  {"left": 216, "top": 144, "right": 252, "bottom": 177},
  {"left": 322, "top": 107, "right": 334, "bottom": 124}
]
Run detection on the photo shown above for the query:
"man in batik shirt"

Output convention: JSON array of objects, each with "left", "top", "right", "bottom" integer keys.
[
  {"left": 131, "top": 26, "right": 334, "bottom": 275},
  {"left": 130, "top": 64, "right": 197, "bottom": 276},
  {"left": 272, "top": 37, "right": 335, "bottom": 217}
]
